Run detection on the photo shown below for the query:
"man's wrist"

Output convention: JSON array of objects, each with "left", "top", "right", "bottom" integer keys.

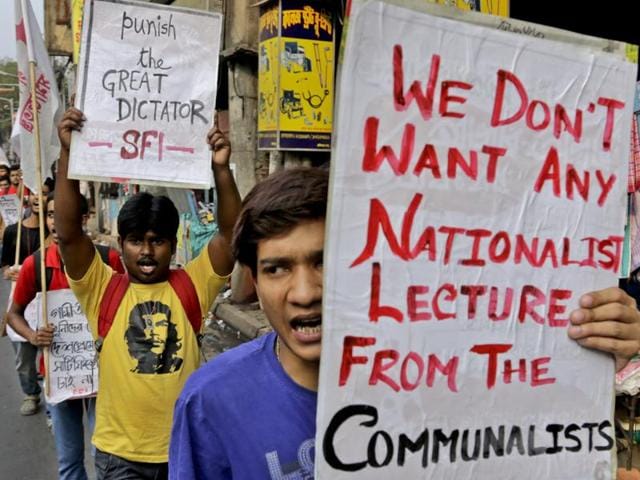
[{"left": 212, "top": 162, "right": 231, "bottom": 172}]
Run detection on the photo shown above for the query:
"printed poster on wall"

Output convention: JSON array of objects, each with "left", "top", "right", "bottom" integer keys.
[
  {"left": 72, "top": 0, "right": 85, "bottom": 64},
  {"left": 317, "top": 1, "right": 636, "bottom": 479},
  {"left": 257, "top": 2, "right": 279, "bottom": 149},
  {"left": 70, "top": 0, "right": 222, "bottom": 188},
  {"left": 258, "top": 0, "right": 334, "bottom": 151},
  {"left": 41, "top": 289, "right": 97, "bottom": 405}
]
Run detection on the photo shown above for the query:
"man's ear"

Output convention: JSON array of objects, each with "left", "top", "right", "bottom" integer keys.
[
  {"left": 171, "top": 238, "right": 177, "bottom": 255},
  {"left": 252, "top": 274, "right": 263, "bottom": 309},
  {"left": 117, "top": 235, "right": 123, "bottom": 250},
  {"left": 81, "top": 214, "right": 89, "bottom": 227}
]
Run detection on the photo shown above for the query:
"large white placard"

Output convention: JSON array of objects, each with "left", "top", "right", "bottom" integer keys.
[
  {"left": 317, "top": 2, "right": 637, "bottom": 479},
  {"left": 70, "top": 0, "right": 222, "bottom": 188},
  {"left": 0, "top": 194, "right": 21, "bottom": 226},
  {"left": 40, "top": 289, "right": 97, "bottom": 405}
]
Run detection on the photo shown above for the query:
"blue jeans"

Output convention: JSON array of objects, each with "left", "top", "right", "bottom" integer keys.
[
  {"left": 49, "top": 397, "right": 96, "bottom": 480},
  {"left": 95, "top": 449, "right": 167, "bottom": 480},
  {"left": 11, "top": 341, "right": 40, "bottom": 396}
]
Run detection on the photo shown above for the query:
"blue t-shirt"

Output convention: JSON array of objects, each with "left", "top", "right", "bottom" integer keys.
[{"left": 169, "top": 332, "right": 318, "bottom": 479}]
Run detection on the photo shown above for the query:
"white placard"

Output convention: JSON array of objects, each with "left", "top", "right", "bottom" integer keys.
[
  {"left": 317, "top": 2, "right": 636, "bottom": 479},
  {"left": 0, "top": 194, "right": 21, "bottom": 226},
  {"left": 40, "top": 289, "right": 98, "bottom": 405},
  {"left": 70, "top": 0, "right": 222, "bottom": 188}
]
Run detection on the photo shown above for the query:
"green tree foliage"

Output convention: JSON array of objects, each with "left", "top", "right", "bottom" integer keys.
[{"left": 0, "top": 60, "right": 19, "bottom": 152}]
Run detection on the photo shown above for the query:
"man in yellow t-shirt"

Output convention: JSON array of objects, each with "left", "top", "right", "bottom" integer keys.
[{"left": 55, "top": 107, "right": 241, "bottom": 480}]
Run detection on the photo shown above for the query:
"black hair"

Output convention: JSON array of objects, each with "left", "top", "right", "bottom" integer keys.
[
  {"left": 232, "top": 168, "right": 328, "bottom": 276},
  {"left": 9, "top": 165, "right": 20, "bottom": 172},
  {"left": 44, "top": 177, "right": 55, "bottom": 192},
  {"left": 0, "top": 175, "right": 9, "bottom": 184},
  {"left": 45, "top": 192, "right": 89, "bottom": 216},
  {"left": 117, "top": 192, "right": 179, "bottom": 241}
]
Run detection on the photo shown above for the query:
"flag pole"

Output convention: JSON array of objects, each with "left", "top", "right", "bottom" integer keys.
[
  {"left": 28, "top": 59, "right": 49, "bottom": 396},
  {"left": 20, "top": 0, "right": 50, "bottom": 397},
  {"left": 27, "top": 60, "right": 49, "bottom": 397}
]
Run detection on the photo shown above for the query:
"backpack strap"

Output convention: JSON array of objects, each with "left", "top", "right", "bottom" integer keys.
[
  {"left": 34, "top": 249, "right": 42, "bottom": 292},
  {"left": 168, "top": 269, "right": 202, "bottom": 335},
  {"left": 95, "top": 244, "right": 111, "bottom": 265},
  {"left": 95, "top": 273, "right": 129, "bottom": 352},
  {"left": 95, "top": 269, "right": 203, "bottom": 352}
]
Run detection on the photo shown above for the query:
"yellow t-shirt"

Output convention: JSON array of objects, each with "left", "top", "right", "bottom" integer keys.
[{"left": 68, "top": 247, "right": 227, "bottom": 463}]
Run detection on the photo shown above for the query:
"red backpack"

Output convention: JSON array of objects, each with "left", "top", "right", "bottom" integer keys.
[{"left": 95, "top": 269, "right": 202, "bottom": 352}]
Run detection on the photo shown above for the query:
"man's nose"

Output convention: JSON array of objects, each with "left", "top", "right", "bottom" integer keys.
[
  {"left": 288, "top": 267, "right": 322, "bottom": 306},
  {"left": 140, "top": 241, "right": 153, "bottom": 255}
]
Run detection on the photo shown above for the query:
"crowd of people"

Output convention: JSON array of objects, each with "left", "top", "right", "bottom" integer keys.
[{"left": 0, "top": 105, "right": 639, "bottom": 480}]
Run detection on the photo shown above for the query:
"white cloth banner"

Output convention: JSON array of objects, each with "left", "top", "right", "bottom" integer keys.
[
  {"left": 0, "top": 194, "right": 21, "bottom": 226},
  {"left": 11, "top": 0, "right": 60, "bottom": 192},
  {"left": 40, "top": 289, "right": 97, "bottom": 405},
  {"left": 317, "top": 2, "right": 637, "bottom": 479},
  {"left": 0, "top": 146, "right": 8, "bottom": 166},
  {"left": 70, "top": 0, "right": 222, "bottom": 188}
]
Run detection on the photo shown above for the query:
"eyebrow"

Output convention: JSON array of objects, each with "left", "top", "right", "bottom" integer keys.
[{"left": 259, "top": 249, "right": 324, "bottom": 266}]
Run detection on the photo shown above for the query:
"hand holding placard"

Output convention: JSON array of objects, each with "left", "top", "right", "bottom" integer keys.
[
  {"left": 568, "top": 288, "right": 640, "bottom": 372},
  {"left": 208, "top": 119, "right": 231, "bottom": 169}
]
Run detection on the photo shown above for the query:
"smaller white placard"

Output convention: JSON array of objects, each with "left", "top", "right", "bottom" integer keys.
[{"left": 40, "top": 289, "right": 98, "bottom": 404}]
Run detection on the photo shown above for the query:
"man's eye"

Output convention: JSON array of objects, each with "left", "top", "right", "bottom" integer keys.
[{"left": 263, "top": 265, "right": 286, "bottom": 276}]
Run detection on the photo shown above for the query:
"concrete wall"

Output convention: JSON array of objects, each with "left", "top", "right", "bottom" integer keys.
[
  {"left": 172, "top": 0, "right": 266, "bottom": 197},
  {"left": 222, "top": 0, "right": 266, "bottom": 196}
]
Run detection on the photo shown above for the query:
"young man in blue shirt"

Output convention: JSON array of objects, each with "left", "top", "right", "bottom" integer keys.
[{"left": 169, "top": 168, "right": 640, "bottom": 479}]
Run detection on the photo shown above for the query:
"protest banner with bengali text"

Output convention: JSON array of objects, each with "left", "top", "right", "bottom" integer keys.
[
  {"left": 41, "top": 289, "right": 97, "bottom": 405},
  {"left": 70, "top": 0, "right": 222, "bottom": 188},
  {"left": 316, "top": 1, "right": 637, "bottom": 478},
  {"left": 0, "top": 194, "right": 21, "bottom": 226}
]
